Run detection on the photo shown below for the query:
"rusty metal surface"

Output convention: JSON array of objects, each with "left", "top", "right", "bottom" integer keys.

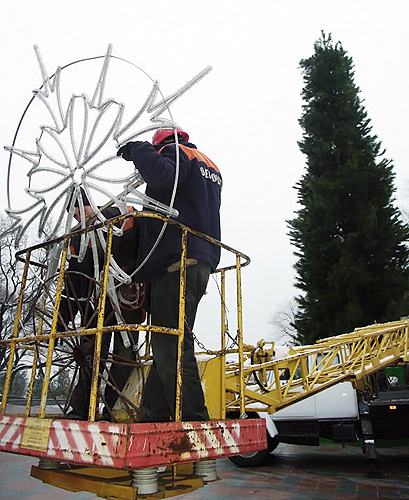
[
  {"left": 125, "top": 418, "right": 267, "bottom": 468},
  {"left": 0, "top": 416, "right": 128, "bottom": 468},
  {"left": 0, "top": 415, "right": 267, "bottom": 469}
]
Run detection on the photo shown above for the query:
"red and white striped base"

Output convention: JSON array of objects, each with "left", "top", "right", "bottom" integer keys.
[{"left": 0, "top": 416, "right": 267, "bottom": 469}]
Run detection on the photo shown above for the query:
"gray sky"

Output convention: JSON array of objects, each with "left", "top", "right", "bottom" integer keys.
[{"left": 1, "top": 1, "right": 408, "bottom": 348}]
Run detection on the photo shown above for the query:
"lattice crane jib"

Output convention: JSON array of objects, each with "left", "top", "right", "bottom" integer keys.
[{"left": 223, "top": 320, "right": 409, "bottom": 415}]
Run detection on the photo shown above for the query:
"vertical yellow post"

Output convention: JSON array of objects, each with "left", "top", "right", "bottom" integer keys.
[
  {"left": 26, "top": 349, "right": 38, "bottom": 417},
  {"left": 236, "top": 255, "right": 245, "bottom": 416},
  {"left": 145, "top": 314, "right": 151, "bottom": 357},
  {"left": 27, "top": 296, "right": 48, "bottom": 416},
  {"left": 88, "top": 225, "right": 113, "bottom": 421},
  {"left": 220, "top": 270, "right": 226, "bottom": 419},
  {"left": 1, "top": 250, "right": 31, "bottom": 415},
  {"left": 39, "top": 242, "right": 68, "bottom": 418},
  {"left": 300, "top": 356, "right": 309, "bottom": 391},
  {"left": 175, "top": 228, "right": 188, "bottom": 422}
]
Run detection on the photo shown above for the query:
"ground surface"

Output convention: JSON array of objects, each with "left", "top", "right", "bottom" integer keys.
[{"left": 2, "top": 442, "right": 409, "bottom": 499}]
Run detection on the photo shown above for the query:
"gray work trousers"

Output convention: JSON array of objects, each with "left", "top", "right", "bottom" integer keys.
[{"left": 140, "top": 260, "right": 211, "bottom": 422}]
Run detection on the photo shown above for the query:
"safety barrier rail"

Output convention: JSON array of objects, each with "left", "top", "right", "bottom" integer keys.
[{"left": 0, "top": 210, "right": 250, "bottom": 423}]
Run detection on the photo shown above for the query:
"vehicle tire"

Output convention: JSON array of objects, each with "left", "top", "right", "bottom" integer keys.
[
  {"left": 228, "top": 448, "right": 270, "bottom": 467},
  {"left": 227, "top": 413, "right": 278, "bottom": 467}
]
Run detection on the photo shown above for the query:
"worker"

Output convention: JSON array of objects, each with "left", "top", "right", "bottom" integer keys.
[
  {"left": 117, "top": 127, "right": 222, "bottom": 422},
  {"left": 59, "top": 188, "right": 144, "bottom": 421}
]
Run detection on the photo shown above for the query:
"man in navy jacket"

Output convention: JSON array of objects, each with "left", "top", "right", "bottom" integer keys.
[{"left": 117, "top": 128, "right": 222, "bottom": 422}]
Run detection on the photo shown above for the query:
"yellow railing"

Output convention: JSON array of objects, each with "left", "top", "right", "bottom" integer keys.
[{"left": 0, "top": 211, "right": 250, "bottom": 422}]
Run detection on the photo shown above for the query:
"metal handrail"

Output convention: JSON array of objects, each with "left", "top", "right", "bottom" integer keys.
[{"left": 1, "top": 210, "right": 251, "bottom": 422}]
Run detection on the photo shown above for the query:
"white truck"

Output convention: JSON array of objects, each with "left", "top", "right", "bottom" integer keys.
[{"left": 228, "top": 346, "right": 409, "bottom": 467}]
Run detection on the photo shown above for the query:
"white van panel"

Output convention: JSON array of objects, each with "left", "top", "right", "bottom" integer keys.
[
  {"left": 272, "top": 381, "right": 358, "bottom": 420},
  {"left": 315, "top": 381, "right": 358, "bottom": 418},
  {"left": 273, "top": 392, "right": 316, "bottom": 418}
]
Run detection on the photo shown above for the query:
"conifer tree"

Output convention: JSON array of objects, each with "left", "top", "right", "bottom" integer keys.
[{"left": 288, "top": 32, "right": 409, "bottom": 344}]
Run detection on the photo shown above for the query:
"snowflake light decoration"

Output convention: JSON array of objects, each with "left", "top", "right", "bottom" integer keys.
[
  {"left": 3, "top": 44, "right": 212, "bottom": 251},
  {"left": 0, "top": 46, "right": 214, "bottom": 389}
]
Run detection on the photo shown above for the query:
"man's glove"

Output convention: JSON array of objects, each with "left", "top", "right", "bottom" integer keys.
[{"left": 117, "top": 142, "right": 141, "bottom": 161}]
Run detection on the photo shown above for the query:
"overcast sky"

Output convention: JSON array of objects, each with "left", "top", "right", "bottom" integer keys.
[{"left": 1, "top": 1, "right": 409, "bottom": 349}]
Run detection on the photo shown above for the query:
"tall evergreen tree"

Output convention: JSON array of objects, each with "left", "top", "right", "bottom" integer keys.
[{"left": 288, "top": 32, "right": 409, "bottom": 345}]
